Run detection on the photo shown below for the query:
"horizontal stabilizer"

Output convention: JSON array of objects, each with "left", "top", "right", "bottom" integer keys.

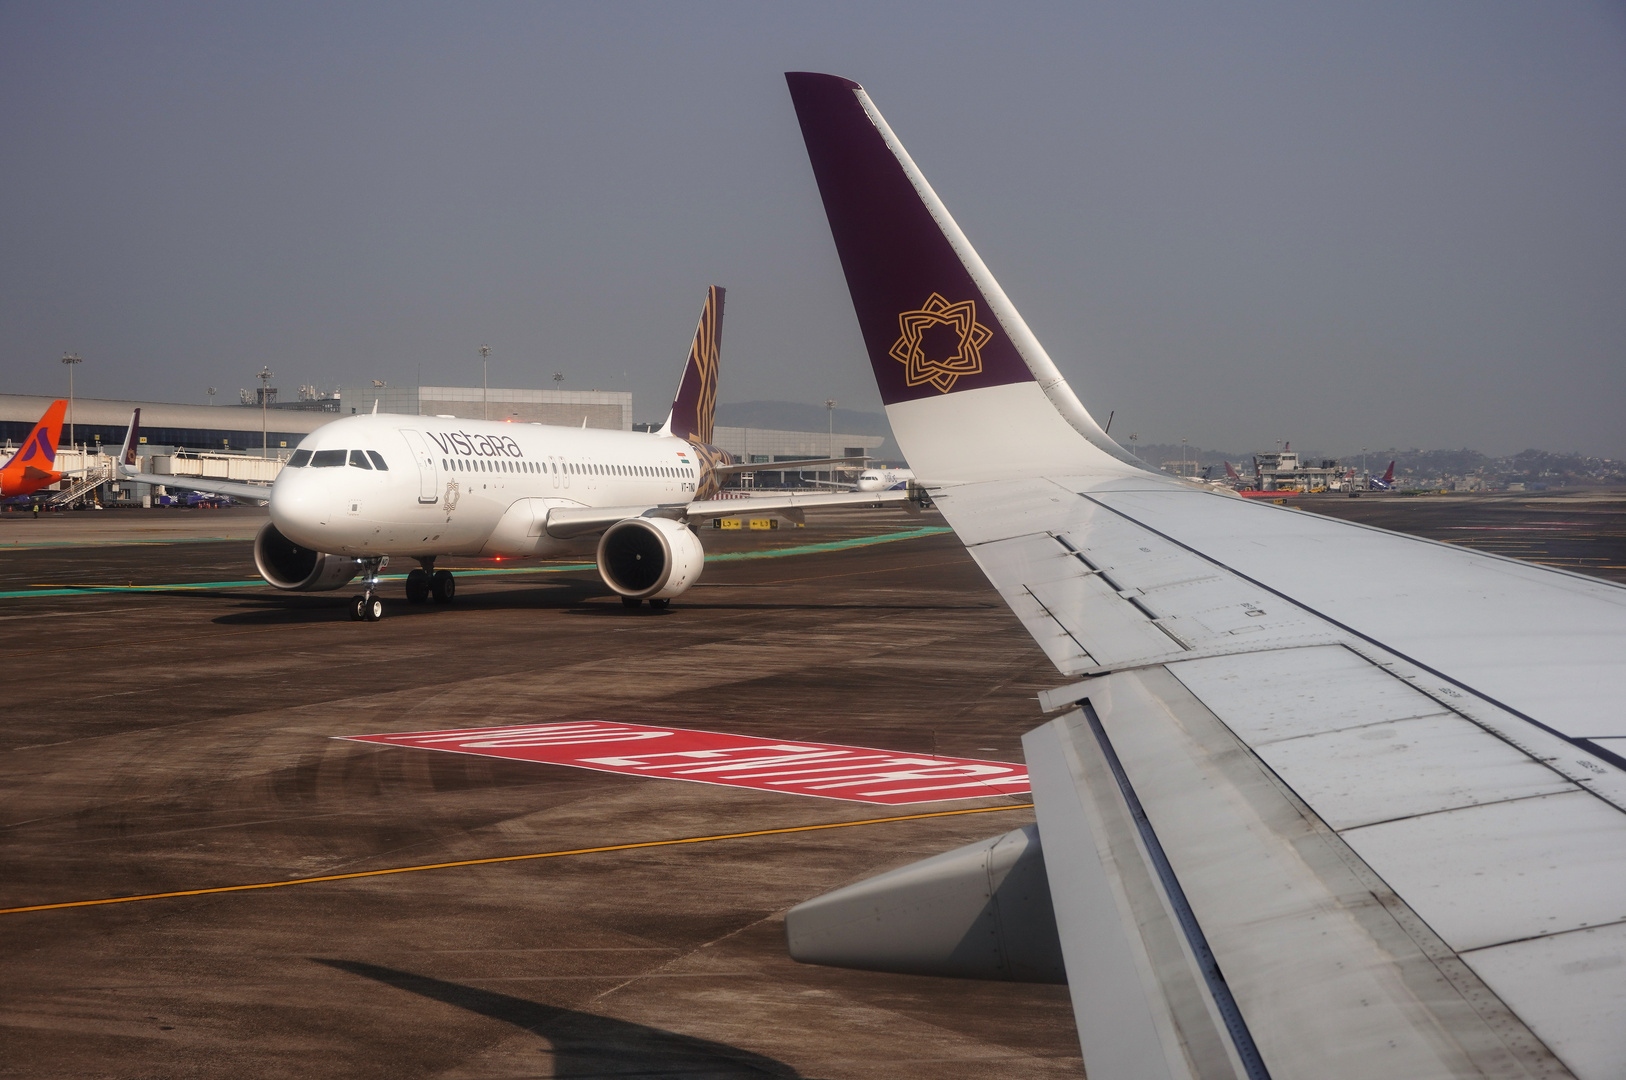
[{"left": 786, "top": 825, "right": 1065, "bottom": 983}]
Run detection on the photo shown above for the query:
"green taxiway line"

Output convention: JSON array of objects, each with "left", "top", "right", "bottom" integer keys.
[
  {"left": 0, "top": 526, "right": 953, "bottom": 601},
  {"left": 0, "top": 536, "right": 250, "bottom": 550}
]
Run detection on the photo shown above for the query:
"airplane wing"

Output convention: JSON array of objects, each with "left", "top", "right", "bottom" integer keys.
[
  {"left": 711, "top": 455, "right": 867, "bottom": 476},
  {"left": 783, "top": 72, "right": 1626, "bottom": 1079},
  {"left": 541, "top": 489, "right": 914, "bottom": 539},
  {"left": 120, "top": 471, "right": 272, "bottom": 504}
]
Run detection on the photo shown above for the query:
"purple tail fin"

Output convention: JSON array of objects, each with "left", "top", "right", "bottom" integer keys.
[
  {"left": 661, "top": 286, "right": 725, "bottom": 445},
  {"left": 786, "top": 74, "right": 1035, "bottom": 405},
  {"left": 118, "top": 409, "right": 142, "bottom": 467},
  {"left": 786, "top": 74, "right": 1132, "bottom": 482}
]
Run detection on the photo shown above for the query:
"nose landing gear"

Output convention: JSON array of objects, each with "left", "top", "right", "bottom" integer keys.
[{"left": 350, "top": 556, "right": 389, "bottom": 621}]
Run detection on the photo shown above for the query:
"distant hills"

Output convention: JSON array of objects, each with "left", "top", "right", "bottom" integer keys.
[{"left": 1130, "top": 441, "right": 1624, "bottom": 487}]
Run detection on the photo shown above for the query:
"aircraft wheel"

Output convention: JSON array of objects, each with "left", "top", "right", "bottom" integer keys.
[
  {"left": 431, "top": 569, "right": 456, "bottom": 604},
  {"left": 648, "top": 597, "right": 670, "bottom": 610},
  {"left": 350, "top": 595, "right": 367, "bottom": 621},
  {"left": 405, "top": 568, "right": 430, "bottom": 603},
  {"left": 364, "top": 595, "right": 385, "bottom": 621},
  {"left": 621, "top": 595, "right": 643, "bottom": 609}
]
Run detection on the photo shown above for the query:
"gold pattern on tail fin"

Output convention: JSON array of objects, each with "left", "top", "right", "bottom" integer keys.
[{"left": 689, "top": 285, "right": 722, "bottom": 444}]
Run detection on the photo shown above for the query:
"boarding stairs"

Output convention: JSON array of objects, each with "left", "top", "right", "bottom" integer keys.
[{"left": 48, "top": 459, "right": 115, "bottom": 507}]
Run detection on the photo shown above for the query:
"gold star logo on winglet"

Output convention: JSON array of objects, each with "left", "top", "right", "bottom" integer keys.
[{"left": 888, "top": 293, "right": 993, "bottom": 393}]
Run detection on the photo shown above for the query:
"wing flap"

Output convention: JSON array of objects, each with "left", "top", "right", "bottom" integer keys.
[{"left": 1033, "top": 670, "right": 1577, "bottom": 1079}]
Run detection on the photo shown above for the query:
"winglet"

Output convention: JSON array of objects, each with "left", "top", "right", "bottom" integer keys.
[
  {"left": 659, "top": 286, "right": 725, "bottom": 444},
  {"left": 116, "top": 409, "right": 142, "bottom": 469},
  {"left": 785, "top": 74, "right": 1137, "bottom": 482},
  {"left": 2, "top": 400, "right": 67, "bottom": 472}
]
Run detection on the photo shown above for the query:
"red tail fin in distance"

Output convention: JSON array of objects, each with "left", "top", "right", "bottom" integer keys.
[
  {"left": 661, "top": 286, "right": 724, "bottom": 444},
  {"left": 1224, "top": 461, "right": 1240, "bottom": 481},
  {"left": 1382, "top": 461, "right": 1395, "bottom": 485},
  {"left": 4, "top": 400, "right": 67, "bottom": 471}
]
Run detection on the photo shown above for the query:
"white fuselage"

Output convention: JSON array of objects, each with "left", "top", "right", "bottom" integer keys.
[
  {"left": 855, "top": 468, "right": 914, "bottom": 491},
  {"left": 270, "top": 414, "right": 702, "bottom": 559}
]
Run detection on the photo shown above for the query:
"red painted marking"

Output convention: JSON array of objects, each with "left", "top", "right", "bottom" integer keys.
[{"left": 339, "top": 721, "right": 1029, "bottom": 805}]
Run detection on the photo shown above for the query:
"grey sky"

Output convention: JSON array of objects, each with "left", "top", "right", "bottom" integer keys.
[{"left": 3, "top": 2, "right": 1623, "bottom": 456}]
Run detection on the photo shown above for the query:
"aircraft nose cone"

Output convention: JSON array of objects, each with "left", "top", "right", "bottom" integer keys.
[{"left": 269, "top": 472, "right": 329, "bottom": 548}]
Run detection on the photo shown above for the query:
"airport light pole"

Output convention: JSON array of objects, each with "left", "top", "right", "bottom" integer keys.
[
  {"left": 61, "top": 354, "right": 81, "bottom": 452},
  {"left": 825, "top": 399, "right": 837, "bottom": 482},
  {"left": 207, "top": 386, "right": 216, "bottom": 406},
  {"left": 257, "top": 366, "right": 273, "bottom": 459},
  {"left": 479, "top": 344, "right": 490, "bottom": 421}
]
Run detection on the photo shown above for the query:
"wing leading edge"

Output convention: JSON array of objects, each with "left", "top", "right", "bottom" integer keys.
[{"left": 782, "top": 71, "right": 1626, "bottom": 1080}]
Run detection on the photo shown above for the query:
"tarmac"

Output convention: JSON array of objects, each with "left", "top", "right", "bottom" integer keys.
[
  {"left": 0, "top": 506, "right": 1075, "bottom": 1080},
  {"left": 2, "top": 490, "right": 1622, "bottom": 1079}
]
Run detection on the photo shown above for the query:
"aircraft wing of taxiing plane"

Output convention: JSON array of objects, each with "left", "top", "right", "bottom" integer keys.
[
  {"left": 779, "top": 72, "right": 1626, "bottom": 1080},
  {"left": 235, "top": 285, "right": 910, "bottom": 620},
  {"left": 113, "top": 409, "right": 275, "bottom": 503}
]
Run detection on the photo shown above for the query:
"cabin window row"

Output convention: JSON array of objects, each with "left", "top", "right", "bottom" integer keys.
[
  {"left": 288, "top": 449, "right": 389, "bottom": 470},
  {"left": 433, "top": 459, "right": 694, "bottom": 478},
  {"left": 441, "top": 458, "right": 545, "bottom": 474}
]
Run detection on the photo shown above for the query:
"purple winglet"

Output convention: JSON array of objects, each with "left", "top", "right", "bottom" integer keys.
[{"left": 786, "top": 72, "right": 1036, "bottom": 407}]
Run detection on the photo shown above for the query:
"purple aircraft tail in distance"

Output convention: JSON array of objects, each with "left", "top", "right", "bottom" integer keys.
[
  {"left": 117, "top": 409, "right": 142, "bottom": 467},
  {"left": 660, "top": 286, "right": 725, "bottom": 446}
]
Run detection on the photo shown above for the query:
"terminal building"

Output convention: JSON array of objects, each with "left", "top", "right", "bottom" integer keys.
[
  {"left": 2, "top": 388, "right": 887, "bottom": 501},
  {"left": 361, "top": 385, "right": 633, "bottom": 430}
]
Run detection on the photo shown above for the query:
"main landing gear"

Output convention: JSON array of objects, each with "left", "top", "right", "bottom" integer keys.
[
  {"left": 350, "top": 557, "right": 389, "bottom": 622},
  {"left": 405, "top": 560, "right": 455, "bottom": 606}
]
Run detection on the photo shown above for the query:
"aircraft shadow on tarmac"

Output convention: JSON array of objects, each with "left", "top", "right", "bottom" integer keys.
[{"left": 315, "top": 958, "right": 817, "bottom": 1078}]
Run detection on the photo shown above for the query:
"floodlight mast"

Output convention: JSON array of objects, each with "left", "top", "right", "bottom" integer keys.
[
  {"left": 479, "top": 344, "right": 491, "bottom": 421},
  {"left": 257, "top": 366, "right": 273, "bottom": 458},
  {"left": 825, "top": 399, "right": 837, "bottom": 479},
  {"left": 60, "top": 354, "right": 82, "bottom": 451}
]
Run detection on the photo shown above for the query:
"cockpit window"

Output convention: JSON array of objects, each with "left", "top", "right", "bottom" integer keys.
[
  {"left": 366, "top": 450, "right": 389, "bottom": 471},
  {"left": 288, "top": 449, "right": 312, "bottom": 468},
  {"left": 349, "top": 450, "right": 373, "bottom": 469},
  {"left": 310, "top": 449, "right": 347, "bottom": 467}
]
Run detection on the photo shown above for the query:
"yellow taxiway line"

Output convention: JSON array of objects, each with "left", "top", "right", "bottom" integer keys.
[{"left": 1, "top": 802, "right": 1033, "bottom": 916}]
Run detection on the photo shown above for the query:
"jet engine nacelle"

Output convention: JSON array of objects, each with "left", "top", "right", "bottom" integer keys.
[
  {"left": 254, "top": 522, "right": 363, "bottom": 591},
  {"left": 596, "top": 516, "right": 704, "bottom": 600}
]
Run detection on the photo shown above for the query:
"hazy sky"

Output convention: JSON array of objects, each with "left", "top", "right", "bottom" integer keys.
[{"left": 4, "top": 3, "right": 1623, "bottom": 456}]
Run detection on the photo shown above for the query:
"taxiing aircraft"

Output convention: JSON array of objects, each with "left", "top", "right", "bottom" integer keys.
[
  {"left": 126, "top": 288, "right": 909, "bottom": 620},
  {"left": 781, "top": 72, "right": 1626, "bottom": 1080},
  {"left": 1370, "top": 459, "right": 1397, "bottom": 489},
  {"left": 0, "top": 400, "right": 68, "bottom": 500},
  {"left": 856, "top": 467, "right": 914, "bottom": 491}
]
